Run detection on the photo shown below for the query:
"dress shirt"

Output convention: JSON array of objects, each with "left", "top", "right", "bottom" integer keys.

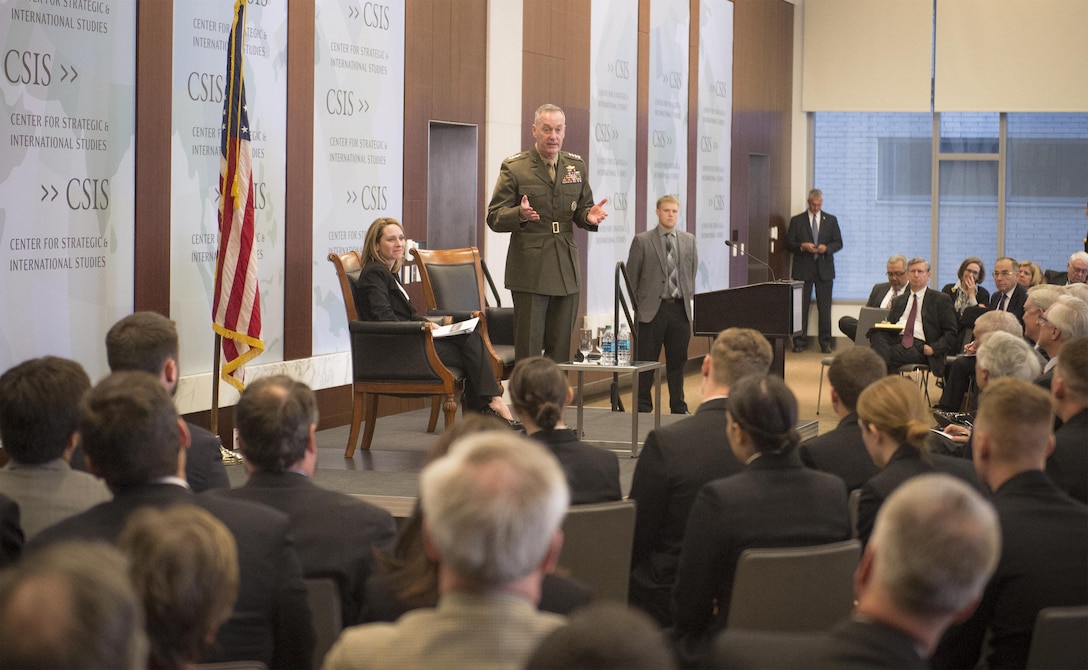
[{"left": 895, "top": 291, "right": 927, "bottom": 343}]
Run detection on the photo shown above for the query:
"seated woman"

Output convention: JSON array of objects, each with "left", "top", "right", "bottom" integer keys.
[
  {"left": 855, "top": 376, "right": 982, "bottom": 545},
  {"left": 671, "top": 375, "right": 850, "bottom": 661},
  {"left": 361, "top": 415, "right": 592, "bottom": 623},
  {"left": 353, "top": 217, "right": 514, "bottom": 422},
  {"left": 1017, "top": 259, "right": 1046, "bottom": 289},
  {"left": 510, "top": 356, "right": 621, "bottom": 505},
  {"left": 941, "top": 256, "right": 990, "bottom": 329}
]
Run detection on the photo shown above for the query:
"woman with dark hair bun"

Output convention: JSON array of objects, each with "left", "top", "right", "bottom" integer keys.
[
  {"left": 854, "top": 376, "right": 982, "bottom": 545},
  {"left": 671, "top": 375, "right": 851, "bottom": 661},
  {"left": 509, "top": 356, "right": 621, "bottom": 505}
]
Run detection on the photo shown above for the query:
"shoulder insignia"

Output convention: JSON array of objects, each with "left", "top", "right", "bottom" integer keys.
[
  {"left": 562, "top": 151, "right": 583, "bottom": 161},
  {"left": 504, "top": 151, "right": 528, "bottom": 162}
]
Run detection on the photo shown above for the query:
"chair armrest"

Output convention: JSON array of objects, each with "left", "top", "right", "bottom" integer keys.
[{"left": 347, "top": 320, "right": 454, "bottom": 383}]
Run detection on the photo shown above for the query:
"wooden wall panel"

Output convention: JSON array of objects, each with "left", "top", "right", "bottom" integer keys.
[{"left": 730, "top": 0, "right": 794, "bottom": 284}]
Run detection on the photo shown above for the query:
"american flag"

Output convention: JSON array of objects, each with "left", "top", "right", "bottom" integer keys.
[{"left": 212, "top": 0, "right": 263, "bottom": 390}]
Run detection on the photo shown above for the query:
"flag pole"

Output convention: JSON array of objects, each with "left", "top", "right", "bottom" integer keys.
[{"left": 211, "top": 333, "right": 222, "bottom": 438}]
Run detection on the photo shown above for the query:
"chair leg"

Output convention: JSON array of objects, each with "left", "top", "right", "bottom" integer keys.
[
  {"left": 345, "top": 390, "right": 364, "bottom": 458},
  {"left": 441, "top": 393, "right": 458, "bottom": 429},
  {"left": 426, "top": 396, "right": 441, "bottom": 433},
  {"left": 920, "top": 370, "right": 931, "bottom": 406},
  {"left": 817, "top": 364, "right": 826, "bottom": 415},
  {"left": 360, "top": 393, "right": 379, "bottom": 451}
]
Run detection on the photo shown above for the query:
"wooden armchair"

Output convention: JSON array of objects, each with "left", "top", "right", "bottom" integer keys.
[
  {"left": 327, "top": 251, "right": 464, "bottom": 457},
  {"left": 410, "top": 247, "right": 514, "bottom": 381}
]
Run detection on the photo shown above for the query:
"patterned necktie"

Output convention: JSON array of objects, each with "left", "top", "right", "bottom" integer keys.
[
  {"left": 666, "top": 233, "right": 681, "bottom": 298},
  {"left": 811, "top": 214, "right": 819, "bottom": 252},
  {"left": 901, "top": 293, "right": 918, "bottom": 349},
  {"left": 997, "top": 293, "right": 1008, "bottom": 311}
]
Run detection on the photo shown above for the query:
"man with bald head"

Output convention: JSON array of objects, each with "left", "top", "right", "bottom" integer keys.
[{"left": 933, "top": 378, "right": 1088, "bottom": 669}]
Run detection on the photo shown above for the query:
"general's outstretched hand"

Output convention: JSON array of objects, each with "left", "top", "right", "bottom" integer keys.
[{"left": 587, "top": 198, "right": 609, "bottom": 225}]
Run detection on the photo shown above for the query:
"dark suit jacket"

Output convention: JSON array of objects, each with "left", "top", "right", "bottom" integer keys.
[
  {"left": 213, "top": 471, "right": 397, "bottom": 625},
  {"left": 866, "top": 282, "right": 893, "bottom": 308},
  {"left": 0, "top": 494, "right": 23, "bottom": 568},
  {"left": 800, "top": 413, "right": 880, "bottom": 492},
  {"left": 30, "top": 483, "right": 315, "bottom": 669},
  {"left": 186, "top": 422, "right": 230, "bottom": 492},
  {"left": 856, "top": 444, "right": 982, "bottom": 544},
  {"left": 1046, "top": 409, "right": 1088, "bottom": 504},
  {"left": 887, "top": 288, "right": 960, "bottom": 368},
  {"left": 786, "top": 210, "right": 843, "bottom": 282},
  {"left": 987, "top": 283, "right": 1028, "bottom": 324},
  {"left": 672, "top": 451, "right": 851, "bottom": 640},
  {"left": 933, "top": 470, "right": 1088, "bottom": 670},
  {"left": 714, "top": 618, "right": 928, "bottom": 670},
  {"left": 528, "top": 429, "right": 621, "bottom": 505},
  {"left": 354, "top": 259, "right": 425, "bottom": 323},
  {"left": 626, "top": 226, "right": 697, "bottom": 322},
  {"left": 627, "top": 398, "right": 744, "bottom": 625}
]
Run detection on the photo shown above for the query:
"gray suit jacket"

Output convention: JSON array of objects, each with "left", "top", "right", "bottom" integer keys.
[
  {"left": 0, "top": 459, "right": 111, "bottom": 540},
  {"left": 626, "top": 226, "right": 697, "bottom": 322}
]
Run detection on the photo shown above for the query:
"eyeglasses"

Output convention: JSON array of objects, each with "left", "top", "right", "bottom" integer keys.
[
  {"left": 992, "top": 270, "right": 1015, "bottom": 277},
  {"left": 886, "top": 271, "right": 906, "bottom": 278},
  {"left": 1036, "top": 315, "right": 1055, "bottom": 329}
]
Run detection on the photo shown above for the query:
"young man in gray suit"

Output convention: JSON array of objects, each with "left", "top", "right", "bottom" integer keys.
[{"left": 626, "top": 195, "right": 698, "bottom": 414}]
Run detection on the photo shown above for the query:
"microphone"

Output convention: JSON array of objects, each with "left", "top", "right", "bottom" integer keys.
[{"left": 725, "top": 240, "right": 776, "bottom": 282}]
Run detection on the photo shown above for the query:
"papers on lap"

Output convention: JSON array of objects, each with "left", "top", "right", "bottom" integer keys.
[{"left": 432, "top": 316, "right": 479, "bottom": 338}]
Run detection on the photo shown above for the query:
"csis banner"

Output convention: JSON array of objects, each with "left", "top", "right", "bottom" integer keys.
[{"left": 0, "top": 0, "right": 137, "bottom": 377}]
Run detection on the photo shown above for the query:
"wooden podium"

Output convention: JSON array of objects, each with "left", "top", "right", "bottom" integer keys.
[{"left": 693, "top": 281, "right": 804, "bottom": 377}]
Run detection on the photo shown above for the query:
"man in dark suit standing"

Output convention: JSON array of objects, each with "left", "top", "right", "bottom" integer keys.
[
  {"left": 714, "top": 474, "right": 1000, "bottom": 670},
  {"left": 869, "top": 257, "right": 959, "bottom": 374},
  {"left": 787, "top": 189, "right": 843, "bottom": 353},
  {"left": 988, "top": 256, "right": 1028, "bottom": 325},
  {"left": 30, "top": 372, "right": 315, "bottom": 669},
  {"left": 212, "top": 375, "right": 397, "bottom": 626},
  {"left": 627, "top": 328, "right": 773, "bottom": 626},
  {"left": 800, "top": 347, "right": 885, "bottom": 491},
  {"left": 626, "top": 195, "right": 697, "bottom": 414},
  {"left": 104, "top": 311, "right": 229, "bottom": 492},
  {"left": 486, "top": 103, "right": 609, "bottom": 362},
  {"left": 1046, "top": 337, "right": 1088, "bottom": 503},
  {"left": 933, "top": 378, "right": 1088, "bottom": 669},
  {"left": 838, "top": 254, "right": 909, "bottom": 341}
]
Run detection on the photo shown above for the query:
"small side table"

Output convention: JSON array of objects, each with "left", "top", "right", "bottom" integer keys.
[{"left": 557, "top": 360, "right": 663, "bottom": 457}]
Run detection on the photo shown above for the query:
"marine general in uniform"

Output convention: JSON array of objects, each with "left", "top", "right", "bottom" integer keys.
[{"left": 487, "top": 103, "right": 609, "bottom": 362}]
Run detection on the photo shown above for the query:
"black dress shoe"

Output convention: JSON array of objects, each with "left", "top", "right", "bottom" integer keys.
[
  {"left": 479, "top": 405, "right": 522, "bottom": 429},
  {"left": 792, "top": 343, "right": 806, "bottom": 353}
]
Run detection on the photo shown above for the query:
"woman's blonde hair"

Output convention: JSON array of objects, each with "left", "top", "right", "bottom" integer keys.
[
  {"left": 362, "top": 217, "right": 406, "bottom": 272},
  {"left": 1018, "top": 260, "right": 1046, "bottom": 287},
  {"left": 856, "top": 375, "right": 932, "bottom": 452}
]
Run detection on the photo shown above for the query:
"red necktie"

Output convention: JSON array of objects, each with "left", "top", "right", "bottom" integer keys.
[{"left": 901, "top": 293, "right": 918, "bottom": 348}]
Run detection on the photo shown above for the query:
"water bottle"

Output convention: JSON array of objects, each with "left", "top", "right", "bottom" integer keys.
[
  {"left": 617, "top": 323, "right": 631, "bottom": 366},
  {"left": 601, "top": 325, "right": 615, "bottom": 366}
]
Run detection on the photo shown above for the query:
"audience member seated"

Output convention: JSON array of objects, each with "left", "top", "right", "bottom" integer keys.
[
  {"left": 855, "top": 376, "right": 981, "bottom": 544},
  {"left": 29, "top": 371, "right": 315, "bottom": 669},
  {"left": 325, "top": 431, "right": 570, "bottom": 670},
  {"left": 1045, "top": 337, "right": 1088, "bottom": 503},
  {"left": 869, "top": 257, "right": 959, "bottom": 375},
  {"left": 933, "top": 378, "right": 1088, "bottom": 669},
  {"left": 628, "top": 328, "right": 773, "bottom": 627},
  {"left": 942, "top": 331, "right": 1043, "bottom": 459},
  {"left": 0, "top": 356, "right": 111, "bottom": 539},
  {"left": 525, "top": 602, "right": 677, "bottom": 670},
  {"left": 102, "top": 312, "right": 229, "bottom": 492},
  {"left": 670, "top": 375, "right": 851, "bottom": 665},
  {"left": 1066, "top": 280, "right": 1088, "bottom": 304},
  {"left": 1017, "top": 259, "right": 1046, "bottom": 289},
  {"left": 988, "top": 256, "right": 1028, "bottom": 325},
  {"left": 0, "top": 542, "right": 148, "bottom": 670},
  {"left": 838, "top": 254, "right": 908, "bottom": 341},
  {"left": 119, "top": 505, "right": 238, "bottom": 670},
  {"left": 0, "top": 494, "right": 23, "bottom": 568},
  {"left": 212, "top": 375, "right": 396, "bottom": 626},
  {"left": 1044, "top": 250, "right": 1088, "bottom": 286},
  {"left": 352, "top": 217, "right": 514, "bottom": 422},
  {"left": 1022, "top": 285, "right": 1062, "bottom": 349},
  {"left": 800, "top": 347, "right": 886, "bottom": 491},
  {"left": 1034, "top": 294, "right": 1088, "bottom": 390},
  {"left": 714, "top": 474, "right": 1000, "bottom": 670},
  {"left": 361, "top": 415, "right": 591, "bottom": 624},
  {"left": 511, "top": 356, "right": 621, "bottom": 504},
  {"left": 940, "top": 256, "right": 990, "bottom": 329},
  {"left": 934, "top": 310, "right": 1023, "bottom": 412}
]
